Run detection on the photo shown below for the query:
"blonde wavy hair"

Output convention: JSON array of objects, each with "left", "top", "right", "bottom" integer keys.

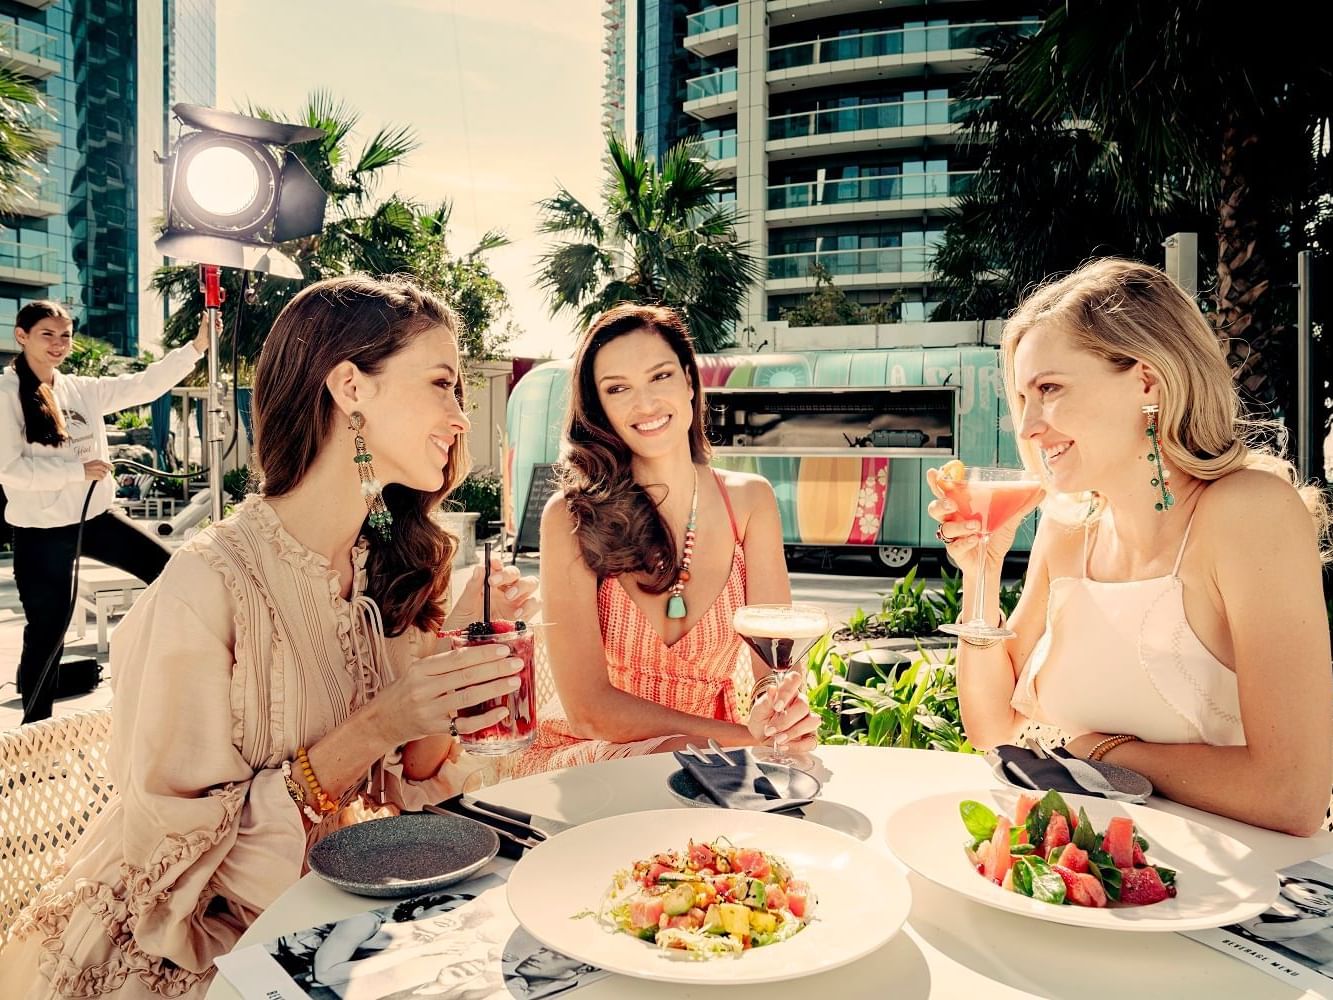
[{"left": 1000, "top": 258, "right": 1330, "bottom": 559}]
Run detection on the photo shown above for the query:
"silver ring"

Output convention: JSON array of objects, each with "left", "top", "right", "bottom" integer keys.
[
  {"left": 935, "top": 525, "right": 948, "bottom": 543},
  {"left": 448, "top": 717, "right": 459, "bottom": 738}
]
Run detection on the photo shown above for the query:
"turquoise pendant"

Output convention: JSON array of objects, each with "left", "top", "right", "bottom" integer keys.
[{"left": 666, "top": 594, "right": 687, "bottom": 620}]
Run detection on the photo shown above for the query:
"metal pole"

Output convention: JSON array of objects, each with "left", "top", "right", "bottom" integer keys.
[
  {"left": 1297, "top": 250, "right": 1312, "bottom": 479},
  {"left": 200, "top": 265, "right": 225, "bottom": 524}
]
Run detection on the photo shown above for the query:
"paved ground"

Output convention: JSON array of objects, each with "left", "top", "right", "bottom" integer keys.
[{"left": 0, "top": 536, "right": 898, "bottom": 732}]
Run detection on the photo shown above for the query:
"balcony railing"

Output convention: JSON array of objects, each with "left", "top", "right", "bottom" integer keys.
[
  {"left": 768, "top": 245, "right": 937, "bottom": 280},
  {"left": 686, "top": 67, "right": 738, "bottom": 102},
  {"left": 687, "top": 3, "right": 739, "bottom": 37},
  {"left": 0, "top": 21, "right": 59, "bottom": 63},
  {"left": 0, "top": 240, "right": 56, "bottom": 271},
  {"left": 768, "top": 170, "right": 975, "bottom": 210},
  {"left": 769, "top": 97, "right": 977, "bottom": 141},
  {"left": 698, "top": 133, "right": 737, "bottom": 160},
  {"left": 769, "top": 20, "right": 1039, "bottom": 71}
]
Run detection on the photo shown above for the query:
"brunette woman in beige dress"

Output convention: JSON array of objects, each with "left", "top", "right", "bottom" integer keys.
[{"left": 0, "top": 275, "right": 538, "bottom": 998}]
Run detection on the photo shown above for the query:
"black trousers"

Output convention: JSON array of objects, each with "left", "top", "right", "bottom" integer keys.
[{"left": 12, "top": 509, "right": 171, "bottom": 722}]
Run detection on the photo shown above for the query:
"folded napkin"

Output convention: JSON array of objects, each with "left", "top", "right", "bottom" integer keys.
[
  {"left": 987, "top": 744, "right": 1153, "bottom": 803},
  {"left": 671, "top": 750, "right": 810, "bottom": 812}
]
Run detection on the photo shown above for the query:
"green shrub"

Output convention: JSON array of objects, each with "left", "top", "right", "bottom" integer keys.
[
  {"left": 806, "top": 635, "right": 976, "bottom": 753},
  {"left": 446, "top": 469, "right": 502, "bottom": 538},
  {"left": 223, "top": 466, "right": 257, "bottom": 504},
  {"left": 831, "top": 564, "right": 1025, "bottom": 642},
  {"left": 115, "top": 409, "right": 147, "bottom": 430}
]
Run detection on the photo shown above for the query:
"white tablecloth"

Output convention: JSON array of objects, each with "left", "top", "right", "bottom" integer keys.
[{"left": 207, "top": 746, "right": 1333, "bottom": 999}]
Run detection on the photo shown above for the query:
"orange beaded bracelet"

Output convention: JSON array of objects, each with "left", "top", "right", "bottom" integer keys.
[
  {"left": 295, "top": 746, "right": 338, "bottom": 814},
  {"left": 1088, "top": 733, "right": 1140, "bottom": 762}
]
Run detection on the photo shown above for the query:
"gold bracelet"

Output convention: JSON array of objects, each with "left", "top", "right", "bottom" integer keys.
[
  {"left": 959, "top": 635, "right": 1000, "bottom": 649},
  {"left": 751, "top": 674, "right": 780, "bottom": 703},
  {"left": 281, "top": 760, "right": 324, "bottom": 824},
  {"left": 295, "top": 746, "right": 338, "bottom": 814},
  {"left": 1088, "top": 734, "right": 1141, "bottom": 762}
]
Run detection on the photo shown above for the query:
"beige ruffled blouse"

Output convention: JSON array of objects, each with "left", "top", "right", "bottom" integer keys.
[{"left": 0, "top": 497, "right": 470, "bottom": 998}]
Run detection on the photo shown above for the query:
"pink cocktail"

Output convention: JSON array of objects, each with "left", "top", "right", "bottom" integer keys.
[
  {"left": 934, "top": 466, "right": 1041, "bottom": 642},
  {"left": 944, "top": 479, "right": 1045, "bottom": 535}
]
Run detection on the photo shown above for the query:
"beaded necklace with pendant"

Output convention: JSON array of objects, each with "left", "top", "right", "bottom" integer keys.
[{"left": 665, "top": 468, "right": 699, "bottom": 620}]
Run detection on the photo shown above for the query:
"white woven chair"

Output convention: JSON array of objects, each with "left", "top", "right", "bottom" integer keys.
[{"left": 0, "top": 709, "right": 115, "bottom": 947}]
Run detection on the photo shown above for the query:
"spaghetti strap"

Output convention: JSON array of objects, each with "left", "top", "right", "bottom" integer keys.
[
  {"left": 1081, "top": 523, "right": 1092, "bottom": 578},
  {"left": 712, "top": 469, "right": 741, "bottom": 544},
  {"left": 1171, "top": 510, "right": 1198, "bottom": 577}
]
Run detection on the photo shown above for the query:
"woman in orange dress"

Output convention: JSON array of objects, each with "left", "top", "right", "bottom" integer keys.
[{"left": 515, "top": 304, "right": 818, "bottom": 776}]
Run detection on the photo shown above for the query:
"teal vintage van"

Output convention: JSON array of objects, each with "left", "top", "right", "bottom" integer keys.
[{"left": 502, "top": 345, "right": 1034, "bottom": 570}]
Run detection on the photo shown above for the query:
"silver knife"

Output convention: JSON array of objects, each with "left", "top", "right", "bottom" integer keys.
[
  {"left": 423, "top": 803, "right": 543, "bottom": 851},
  {"left": 461, "top": 796, "right": 574, "bottom": 838}
]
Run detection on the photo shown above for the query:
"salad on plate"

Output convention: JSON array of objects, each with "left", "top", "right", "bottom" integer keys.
[
  {"left": 960, "top": 790, "right": 1178, "bottom": 908},
  {"left": 599, "top": 837, "right": 815, "bottom": 958}
]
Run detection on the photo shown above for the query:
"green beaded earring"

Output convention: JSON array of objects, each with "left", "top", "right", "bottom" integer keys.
[
  {"left": 1142, "top": 404, "right": 1174, "bottom": 512},
  {"left": 349, "top": 411, "right": 393, "bottom": 540}
]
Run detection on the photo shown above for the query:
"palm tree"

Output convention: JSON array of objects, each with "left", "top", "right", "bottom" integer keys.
[
  {"left": 151, "top": 91, "right": 422, "bottom": 361},
  {"left": 0, "top": 65, "right": 52, "bottom": 212},
  {"left": 537, "top": 133, "right": 761, "bottom": 352},
  {"left": 935, "top": 1, "right": 1333, "bottom": 425}
]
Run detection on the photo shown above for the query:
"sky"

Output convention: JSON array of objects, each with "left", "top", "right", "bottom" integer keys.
[{"left": 216, "top": 0, "right": 606, "bottom": 360}]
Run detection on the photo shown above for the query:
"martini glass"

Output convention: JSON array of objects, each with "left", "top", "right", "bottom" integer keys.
[
  {"left": 732, "top": 603, "right": 829, "bottom": 765},
  {"left": 936, "top": 466, "right": 1043, "bottom": 642}
]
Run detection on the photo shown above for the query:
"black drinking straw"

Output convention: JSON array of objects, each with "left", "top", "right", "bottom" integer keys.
[{"left": 483, "top": 540, "right": 492, "bottom": 626}]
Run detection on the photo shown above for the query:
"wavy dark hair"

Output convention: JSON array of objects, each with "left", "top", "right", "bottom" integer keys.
[
  {"left": 561, "top": 303, "right": 709, "bottom": 593},
  {"left": 253, "top": 274, "right": 469, "bottom": 636},
  {"left": 10, "top": 300, "right": 73, "bottom": 446}
]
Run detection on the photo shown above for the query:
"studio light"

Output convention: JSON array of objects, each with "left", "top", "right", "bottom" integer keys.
[
  {"left": 154, "top": 104, "right": 331, "bottom": 523},
  {"left": 155, "top": 103, "right": 328, "bottom": 278}
]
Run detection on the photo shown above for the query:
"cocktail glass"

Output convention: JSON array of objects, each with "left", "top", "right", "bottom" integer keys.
[
  {"left": 936, "top": 466, "right": 1042, "bottom": 642},
  {"left": 732, "top": 603, "right": 829, "bottom": 765},
  {"left": 440, "top": 623, "right": 537, "bottom": 756}
]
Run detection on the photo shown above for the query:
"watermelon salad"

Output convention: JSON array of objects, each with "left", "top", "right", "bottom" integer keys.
[
  {"left": 599, "top": 838, "right": 815, "bottom": 958},
  {"left": 959, "top": 790, "right": 1178, "bottom": 908}
]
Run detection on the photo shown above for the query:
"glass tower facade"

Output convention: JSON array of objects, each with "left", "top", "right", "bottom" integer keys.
[
  {"left": 606, "top": 0, "right": 1041, "bottom": 339},
  {"left": 0, "top": 0, "right": 215, "bottom": 357}
]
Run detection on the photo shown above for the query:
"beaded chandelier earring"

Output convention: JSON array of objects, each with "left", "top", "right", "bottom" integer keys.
[
  {"left": 349, "top": 411, "right": 393, "bottom": 540},
  {"left": 1142, "top": 404, "right": 1174, "bottom": 512}
]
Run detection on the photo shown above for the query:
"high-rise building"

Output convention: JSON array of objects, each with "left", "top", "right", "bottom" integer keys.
[
  {"left": 605, "top": 0, "right": 1039, "bottom": 348},
  {"left": 1, "top": 0, "right": 215, "bottom": 358}
]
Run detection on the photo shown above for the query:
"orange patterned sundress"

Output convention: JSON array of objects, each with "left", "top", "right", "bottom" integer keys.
[{"left": 514, "top": 471, "right": 749, "bottom": 776}]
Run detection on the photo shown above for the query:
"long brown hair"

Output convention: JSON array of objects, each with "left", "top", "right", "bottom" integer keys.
[
  {"left": 252, "top": 274, "right": 470, "bottom": 635},
  {"left": 560, "top": 303, "right": 710, "bottom": 592},
  {"left": 10, "top": 300, "right": 72, "bottom": 447}
]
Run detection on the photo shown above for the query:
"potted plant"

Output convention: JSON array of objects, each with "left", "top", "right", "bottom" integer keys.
[
  {"left": 831, "top": 565, "right": 1024, "bottom": 657},
  {"left": 439, "top": 469, "right": 503, "bottom": 568}
]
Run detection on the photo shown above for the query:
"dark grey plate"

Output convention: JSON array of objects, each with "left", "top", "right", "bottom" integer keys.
[
  {"left": 307, "top": 812, "right": 500, "bottom": 898},
  {"left": 667, "top": 763, "right": 822, "bottom": 809}
]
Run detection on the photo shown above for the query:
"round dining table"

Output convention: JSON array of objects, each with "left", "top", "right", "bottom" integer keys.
[{"left": 207, "top": 745, "right": 1333, "bottom": 999}]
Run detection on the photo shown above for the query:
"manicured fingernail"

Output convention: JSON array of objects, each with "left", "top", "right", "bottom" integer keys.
[
  {"left": 763, "top": 725, "right": 776, "bottom": 737},
  {"left": 774, "top": 734, "right": 788, "bottom": 748},
  {"left": 492, "top": 645, "right": 510, "bottom": 656},
  {"left": 507, "top": 676, "right": 522, "bottom": 689},
  {"left": 774, "top": 701, "right": 788, "bottom": 714}
]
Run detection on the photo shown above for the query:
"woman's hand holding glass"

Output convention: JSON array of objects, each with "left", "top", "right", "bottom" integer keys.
[
  {"left": 925, "top": 463, "right": 1044, "bottom": 576},
  {"left": 745, "top": 672, "right": 818, "bottom": 755},
  {"left": 371, "top": 642, "right": 526, "bottom": 747}
]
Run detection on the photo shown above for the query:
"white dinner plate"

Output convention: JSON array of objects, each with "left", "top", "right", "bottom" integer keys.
[
  {"left": 506, "top": 807, "right": 910, "bottom": 985},
  {"left": 885, "top": 787, "right": 1278, "bottom": 931}
]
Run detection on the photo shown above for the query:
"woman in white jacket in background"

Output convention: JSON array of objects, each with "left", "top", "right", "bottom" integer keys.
[{"left": 0, "top": 299, "right": 213, "bottom": 722}]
